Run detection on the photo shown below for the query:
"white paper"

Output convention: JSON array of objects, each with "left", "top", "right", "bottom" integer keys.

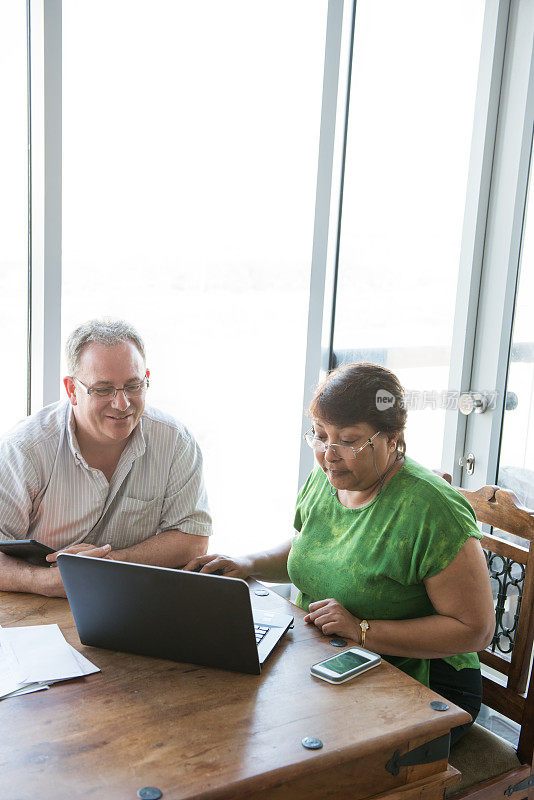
[
  {"left": 0, "top": 631, "right": 23, "bottom": 698},
  {"left": 4, "top": 624, "right": 81, "bottom": 683},
  {"left": 3, "top": 683, "right": 49, "bottom": 699},
  {"left": 67, "top": 644, "right": 100, "bottom": 676},
  {"left": 0, "top": 624, "right": 100, "bottom": 700}
]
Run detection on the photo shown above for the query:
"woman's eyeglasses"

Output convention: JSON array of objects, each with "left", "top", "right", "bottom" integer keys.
[{"left": 303, "top": 429, "right": 380, "bottom": 460}]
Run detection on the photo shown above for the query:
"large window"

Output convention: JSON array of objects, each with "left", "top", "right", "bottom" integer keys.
[
  {"left": 332, "top": 0, "right": 485, "bottom": 469},
  {"left": 498, "top": 141, "right": 534, "bottom": 507},
  {"left": 0, "top": 2, "right": 28, "bottom": 432},
  {"left": 62, "top": 1, "right": 327, "bottom": 551},
  {"left": 5, "top": 0, "right": 532, "bottom": 550}
]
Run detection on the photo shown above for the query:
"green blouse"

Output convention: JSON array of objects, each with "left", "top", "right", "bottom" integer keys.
[{"left": 287, "top": 457, "right": 482, "bottom": 686}]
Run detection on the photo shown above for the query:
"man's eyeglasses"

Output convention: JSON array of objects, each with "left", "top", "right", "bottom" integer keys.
[
  {"left": 73, "top": 374, "right": 149, "bottom": 401},
  {"left": 304, "top": 429, "right": 381, "bottom": 460}
]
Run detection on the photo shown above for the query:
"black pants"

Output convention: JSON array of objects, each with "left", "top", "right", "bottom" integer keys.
[{"left": 429, "top": 659, "right": 482, "bottom": 747}]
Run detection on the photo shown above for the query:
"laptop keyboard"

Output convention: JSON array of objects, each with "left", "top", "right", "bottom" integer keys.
[{"left": 254, "top": 624, "right": 270, "bottom": 645}]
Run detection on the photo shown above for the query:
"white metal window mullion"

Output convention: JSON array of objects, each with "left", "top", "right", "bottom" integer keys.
[
  {"left": 461, "top": 0, "right": 534, "bottom": 492},
  {"left": 442, "top": 0, "right": 511, "bottom": 482},
  {"left": 28, "top": 0, "right": 62, "bottom": 414},
  {"left": 462, "top": 0, "right": 534, "bottom": 489},
  {"left": 298, "top": 0, "right": 354, "bottom": 489}
]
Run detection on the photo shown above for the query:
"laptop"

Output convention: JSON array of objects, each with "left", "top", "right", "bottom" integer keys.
[{"left": 57, "top": 554, "right": 293, "bottom": 675}]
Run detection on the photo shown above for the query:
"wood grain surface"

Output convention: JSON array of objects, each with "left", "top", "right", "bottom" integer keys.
[{"left": 0, "top": 582, "right": 470, "bottom": 800}]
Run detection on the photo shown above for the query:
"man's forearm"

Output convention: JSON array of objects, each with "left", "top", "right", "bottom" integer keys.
[
  {"left": 109, "top": 530, "right": 209, "bottom": 568},
  {"left": 0, "top": 553, "right": 65, "bottom": 597}
]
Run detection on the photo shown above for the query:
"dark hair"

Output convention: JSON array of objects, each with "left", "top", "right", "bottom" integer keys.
[{"left": 308, "top": 362, "right": 407, "bottom": 454}]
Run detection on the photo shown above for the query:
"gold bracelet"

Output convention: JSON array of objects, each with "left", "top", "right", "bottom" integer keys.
[{"left": 360, "top": 619, "right": 370, "bottom": 649}]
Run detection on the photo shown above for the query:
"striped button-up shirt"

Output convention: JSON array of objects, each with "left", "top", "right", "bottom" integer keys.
[{"left": 0, "top": 401, "right": 212, "bottom": 550}]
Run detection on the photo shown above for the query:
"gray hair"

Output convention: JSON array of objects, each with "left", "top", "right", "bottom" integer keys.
[{"left": 65, "top": 319, "right": 146, "bottom": 376}]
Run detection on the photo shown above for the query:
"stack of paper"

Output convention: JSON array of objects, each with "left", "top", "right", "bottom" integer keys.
[{"left": 0, "top": 623, "right": 100, "bottom": 700}]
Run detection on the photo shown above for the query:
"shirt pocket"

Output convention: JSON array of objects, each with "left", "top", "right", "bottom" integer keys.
[{"left": 116, "top": 495, "right": 164, "bottom": 543}]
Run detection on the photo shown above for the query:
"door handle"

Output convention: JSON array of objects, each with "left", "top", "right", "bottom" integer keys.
[
  {"left": 458, "top": 453, "right": 476, "bottom": 475},
  {"left": 458, "top": 392, "right": 489, "bottom": 415}
]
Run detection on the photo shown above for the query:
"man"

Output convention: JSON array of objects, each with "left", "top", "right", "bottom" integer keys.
[{"left": 0, "top": 319, "right": 211, "bottom": 597}]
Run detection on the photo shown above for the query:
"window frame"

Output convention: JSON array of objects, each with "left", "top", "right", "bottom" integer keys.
[{"left": 26, "top": 0, "right": 534, "bottom": 499}]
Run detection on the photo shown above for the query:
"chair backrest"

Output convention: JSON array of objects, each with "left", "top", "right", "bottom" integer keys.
[{"left": 437, "top": 476, "right": 534, "bottom": 763}]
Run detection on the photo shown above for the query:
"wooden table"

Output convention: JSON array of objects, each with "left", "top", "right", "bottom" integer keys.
[{"left": 0, "top": 583, "right": 470, "bottom": 800}]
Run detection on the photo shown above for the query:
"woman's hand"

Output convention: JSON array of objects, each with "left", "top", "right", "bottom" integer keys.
[
  {"left": 304, "top": 598, "right": 361, "bottom": 641},
  {"left": 183, "top": 553, "right": 252, "bottom": 580}
]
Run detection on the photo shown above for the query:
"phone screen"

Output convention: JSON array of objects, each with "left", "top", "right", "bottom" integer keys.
[{"left": 325, "top": 651, "right": 370, "bottom": 674}]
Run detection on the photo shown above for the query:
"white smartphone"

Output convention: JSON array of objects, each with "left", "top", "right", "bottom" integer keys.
[{"left": 310, "top": 646, "right": 381, "bottom": 684}]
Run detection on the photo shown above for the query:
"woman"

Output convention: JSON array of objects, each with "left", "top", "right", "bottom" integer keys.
[{"left": 185, "top": 362, "right": 495, "bottom": 744}]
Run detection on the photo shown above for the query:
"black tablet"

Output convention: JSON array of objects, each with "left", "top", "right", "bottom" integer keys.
[{"left": 0, "top": 539, "right": 56, "bottom": 566}]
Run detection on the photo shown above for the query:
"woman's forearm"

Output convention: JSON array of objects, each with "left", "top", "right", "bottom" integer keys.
[
  {"left": 360, "top": 613, "right": 493, "bottom": 659},
  {"left": 246, "top": 539, "right": 292, "bottom": 583}
]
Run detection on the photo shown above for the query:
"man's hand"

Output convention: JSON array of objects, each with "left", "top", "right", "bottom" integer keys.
[
  {"left": 39, "top": 544, "right": 111, "bottom": 596},
  {"left": 46, "top": 543, "right": 112, "bottom": 565},
  {"left": 304, "top": 598, "right": 361, "bottom": 641}
]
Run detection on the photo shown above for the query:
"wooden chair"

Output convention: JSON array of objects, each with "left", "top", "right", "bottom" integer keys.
[{"left": 434, "top": 477, "right": 534, "bottom": 799}]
